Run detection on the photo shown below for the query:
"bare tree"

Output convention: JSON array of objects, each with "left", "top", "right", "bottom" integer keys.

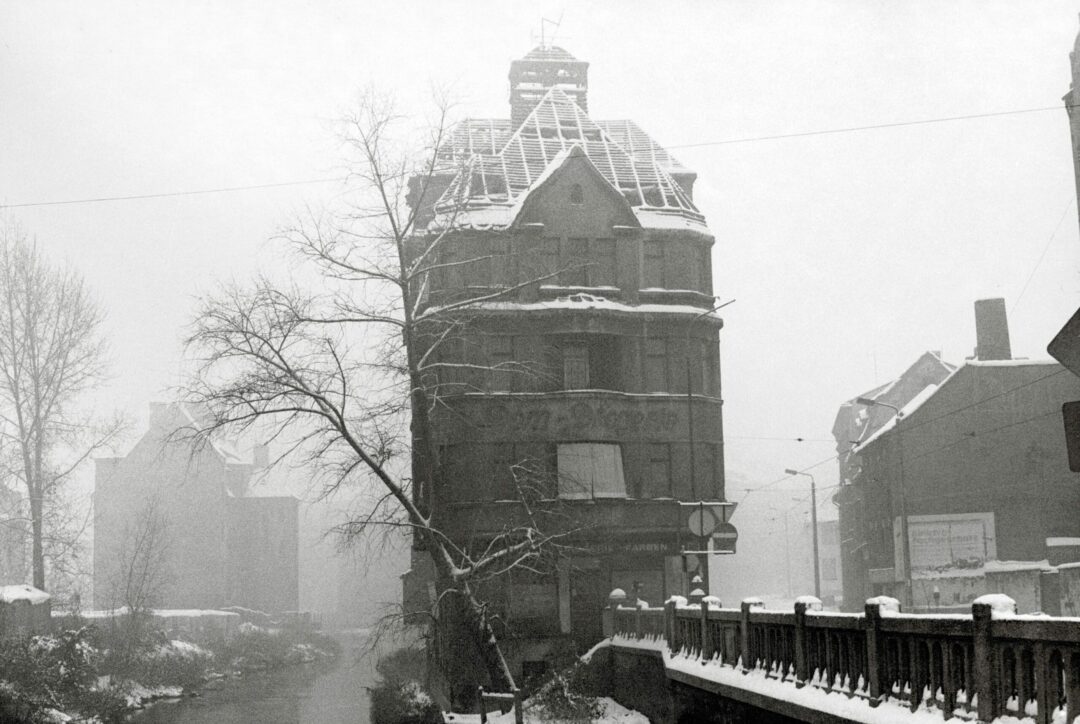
[
  {"left": 184, "top": 91, "right": 570, "bottom": 693},
  {"left": 0, "top": 224, "right": 122, "bottom": 592},
  {"left": 107, "top": 491, "right": 172, "bottom": 615}
]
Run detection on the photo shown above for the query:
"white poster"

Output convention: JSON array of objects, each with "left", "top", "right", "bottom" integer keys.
[{"left": 894, "top": 513, "right": 996, "bottom": 575}]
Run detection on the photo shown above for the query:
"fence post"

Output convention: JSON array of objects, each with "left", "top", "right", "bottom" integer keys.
[
  {"left": 864, "top": 600, "right": 884, "bottom": 707},
  {"left": 665, "top": 598, "right": 677, "bottom": 652},
  {"left": 972, "top": 598, "right": 1004, "bottom": 722},
  {"left": 513, "top": 687, "right": 523, "bottom": 724},
  {"left": 740, "top": 598, "right": 763, "bottom": 672},
  {"left": 605, "top": 588, "right": 626, "bottom": 638},
  {"left": 700, "top": 599, "right": 711, "bottom": 661},
  {"left": 794, "top": 599, "right": 810, "bottom": 688},
  {"left": 478, "top": 686, "right": 487, "bottom": 724},
  {"left": 634, "top": 602, "right": 642, "bottom": 639}
]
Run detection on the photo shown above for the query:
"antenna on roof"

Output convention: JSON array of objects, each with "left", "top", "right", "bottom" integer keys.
[{"left": 533, "top": 14, "right": 563, "bottom": 49}]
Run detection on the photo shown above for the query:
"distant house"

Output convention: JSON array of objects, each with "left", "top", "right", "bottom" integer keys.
[
  {"left": 832, "top": 350, "right": 955, "bottom": 609},
  {"left": 836, "top": 301, "right": 1080, "bottom": 611},
  {"left": 93, "top": 403, "right": 299, "bottom": 613},
  {"left": 0, "top": 584, "right": 50, "bottom": 637}
]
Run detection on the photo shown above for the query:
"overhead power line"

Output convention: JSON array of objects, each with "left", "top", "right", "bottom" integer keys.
[
  {"left": 0, "top": 103, "right": 1070, "bottom": 210},
  {"left": 665, "top": 104, "right": 1069, "bottom": 150},
  {"left": 0, "top": 178, "right": 346, "bottom": 210}
]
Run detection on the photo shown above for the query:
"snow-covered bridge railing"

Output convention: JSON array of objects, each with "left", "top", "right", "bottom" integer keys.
[{"left": 609, "top": 592, "right": 1080, "bottom": 723}]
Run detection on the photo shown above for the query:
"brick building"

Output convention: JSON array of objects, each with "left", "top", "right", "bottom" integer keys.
[
  {"left": 402, "top": 44, "right": 730, "bottom": 679},
  {"left": 94, "top": 403, "right": 299, "bottom": 613},
  {"left": 835, "top": 302, "right": 1080, "bottom": 611}
]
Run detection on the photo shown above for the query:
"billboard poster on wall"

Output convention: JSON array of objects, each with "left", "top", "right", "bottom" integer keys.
[{"left": 894, "top": 512, "right": 996, "bottom": 575}]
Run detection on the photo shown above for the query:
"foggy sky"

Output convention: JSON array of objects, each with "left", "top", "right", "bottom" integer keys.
[{"left": 3, "top": 3, "right": 1079, "bottom": 600}]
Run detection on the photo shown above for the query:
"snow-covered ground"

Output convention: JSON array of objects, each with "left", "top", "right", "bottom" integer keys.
[{"left": 442, "top": 696, "right": 649, "bottom": 724}]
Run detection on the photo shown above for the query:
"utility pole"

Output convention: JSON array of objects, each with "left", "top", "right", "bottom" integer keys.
[{"left": 785, "top": 468, "right": 821, "bottom": 599}]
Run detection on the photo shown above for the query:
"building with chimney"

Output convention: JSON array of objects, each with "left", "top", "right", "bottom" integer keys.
[
  {"left": 835, "top": 301, "right": 1080, "bottom": 611},
  {"left": 94, "top": 403, "right": 299, "bottom": 613},
  {"left": 401, "top": 44, "right": 730, "bottom": 685}
]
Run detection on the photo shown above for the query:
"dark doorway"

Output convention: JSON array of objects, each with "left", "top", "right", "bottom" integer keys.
[{"left": 570, "top": 569, "right": 607, "bottom": 650}]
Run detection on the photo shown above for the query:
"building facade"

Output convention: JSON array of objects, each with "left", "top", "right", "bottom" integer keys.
[
  {"left": 832, "top": 350, "right": 956, "bottom": 609},
  {"left": 836, "top": 302, "right": 1080, "bottom": 611},
  {"left": 94, "top": 403, "right": 299, "bottom": 613},
  {"left": 402, "top": 45, "right": 730, "bottom": 681}
]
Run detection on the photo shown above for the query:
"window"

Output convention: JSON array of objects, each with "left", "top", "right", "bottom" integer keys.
[
  {"left": 643, "top": 241, "right": 665, "bottom": 288},
  {"left": 562, "top": 238, "right": 589, "bottom": 286},
  {"left": 557, "top": 443, "right": 627, "bottom": 499},
  {"left": 593, "top": 239, "right": 616, "bottom": 287},
  {"left": 487, "top": 335, "right": 514, "bottom": 391},
  {"left": 646, "top": 443, "right": 672, "bottom": 498},
  {"left": 644, "top": 339, "right": 668, "bottom": 392},
  {"left": 563, "top": 345, "right": 589, "bottom": 389},
  {"left": 569, "top": 183, "right": 584, "bottom": 204},
  {"left": 539, "top": 238, "right": 559, "bottom": 282}
]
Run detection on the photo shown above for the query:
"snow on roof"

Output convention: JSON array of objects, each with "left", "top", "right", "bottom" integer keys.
[
  {"left": 420, "top": 293, "right": 724, "bottom": 322},
  {"left": 966, "top": 357, "right": 1060, "bottom": 367},
  {"left": 0, "top": 584, "right": 49, "bottom": 605},
  {"left": 853, "top": 383, "right": 939, "bottom": 452}
]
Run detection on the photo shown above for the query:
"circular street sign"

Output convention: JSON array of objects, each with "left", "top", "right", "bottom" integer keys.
[{"left": 688, "top": 507, "right": 719, "bottom": 537}]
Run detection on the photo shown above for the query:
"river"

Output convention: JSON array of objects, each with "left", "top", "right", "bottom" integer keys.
[{"left": 129, "top": 633, "right": 375, "bottom": 724}]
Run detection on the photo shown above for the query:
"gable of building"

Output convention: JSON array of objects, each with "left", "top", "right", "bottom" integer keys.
[{"left": 509, "top": 145, "right": 639, "bottom": 236}]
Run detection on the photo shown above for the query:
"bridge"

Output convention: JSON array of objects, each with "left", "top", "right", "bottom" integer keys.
[{"left": 594, "top": 591, "right": 1080, "bottom": 724}]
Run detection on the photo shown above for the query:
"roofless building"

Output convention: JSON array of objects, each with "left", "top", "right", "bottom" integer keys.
[{"left": 403, "top": 44, "right": 731, "bottom": 687}]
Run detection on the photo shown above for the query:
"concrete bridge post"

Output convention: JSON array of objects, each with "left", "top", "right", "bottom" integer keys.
[
  {"left": 699, "top": 599, "right": 711, "bottom": 660},
  {"left": 665, "top": 597, "right": 678, "bottom": 652},
  {"left": 794, "top": 600, "right": 809, "bottom": 688},
  {"left": 739, "top": 598, "right": 763, "bottom": 672},
  {"left": 864, "top": 600, "right": 884, "bottom": 707},
  {"left": 972, "top": 600, "right": 1000, "bottom": 722}
]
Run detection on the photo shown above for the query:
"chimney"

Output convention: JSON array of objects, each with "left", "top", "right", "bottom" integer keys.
[
  {"left": 974, "top": 298, "right": 1012, "bottom": 360},
  {"left": 148, "top": 402, "right": 169, "bottom": 429},
  {"left": 253, "top": 443, "right": 269, "bottom": 470}
]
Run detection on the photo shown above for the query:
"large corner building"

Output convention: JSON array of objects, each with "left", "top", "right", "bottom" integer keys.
[{"left": 403, "top": 45, "right": 730, "bottom": 679}]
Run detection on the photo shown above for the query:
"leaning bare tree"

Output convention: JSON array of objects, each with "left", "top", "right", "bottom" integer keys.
[
  {"left": 0, "top": 224, "right": 122, "bottom": 592},
  {"left": 185, "top": 91, "right": 565, "bottom": 693}
]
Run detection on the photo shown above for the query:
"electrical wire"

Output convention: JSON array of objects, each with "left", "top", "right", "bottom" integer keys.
[{"left": 1, "top": 103, "right": 1072, "bottom": 210}]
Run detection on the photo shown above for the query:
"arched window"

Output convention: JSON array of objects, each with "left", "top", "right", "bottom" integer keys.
[{"left": 569, "top": 183, "right": 584, "bottom": 204}]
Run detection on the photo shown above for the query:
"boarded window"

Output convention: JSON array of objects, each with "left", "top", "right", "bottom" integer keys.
[
  {"left": 557, "top": 443, "right": 626, "bottom": 499},
  {"left": 644, "top": 339, "right": 668, "bottom": 392},
  {"left": 645, "top": 443, "right": 672, "bottom": 498},
  {"left": 643, "top": 241, "right": 665, "bottom": 288},
  {"left": 488, "top": 335, "right": 514, "bottom": 391},
  {"left": 562, "top": 237, "right": 589, "bottom": 286},
  {"left": 563, "top": 345, "right": 589, "bottom": 389},
  {"left": 593, "top": 239, "right": 616, "bottom": 287}
]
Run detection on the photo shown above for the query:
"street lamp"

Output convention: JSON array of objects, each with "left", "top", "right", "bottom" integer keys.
[
  {"left": 784, "top": 468, "right": 820, "bottom": 598},
  {"left": 766, "top": 508, "right": 793, "bottom": 597},
  {"left": 855, "top": 396, "right": 911, "bottom": 607}
]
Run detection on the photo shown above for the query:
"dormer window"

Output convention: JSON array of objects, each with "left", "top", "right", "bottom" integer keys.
[{"left": 569, "top": 183, "right": 584, "bottom": 204}]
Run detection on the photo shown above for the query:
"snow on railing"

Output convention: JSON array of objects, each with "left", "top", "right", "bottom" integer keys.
[{"left": 608, "top": 591, "right": 1080, "bottom": 723}]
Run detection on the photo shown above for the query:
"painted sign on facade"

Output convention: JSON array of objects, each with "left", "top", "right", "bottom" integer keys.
[{"left": 894, "top": 512, "right": 996, "bottom": 574}]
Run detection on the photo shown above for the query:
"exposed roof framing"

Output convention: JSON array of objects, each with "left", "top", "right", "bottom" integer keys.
[{"left": 434, "top": 88, "right": 701, "bottom": 223}]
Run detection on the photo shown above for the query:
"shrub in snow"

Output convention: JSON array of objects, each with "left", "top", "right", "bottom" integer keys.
[
  {"left": 794, "top": 595, "right": 822, "bottom": 611},
  {"left": 369, "top": 647, "right": 441, "bottom": 724},
  {"left": 702, "top": 595, "right": 722, "bottom": 609},
  {"left": 666, "top": 595, "right": 687, "bottom": 607},
  {"left": 529, "top": 660, "right": 604, "bottom": 723}
]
